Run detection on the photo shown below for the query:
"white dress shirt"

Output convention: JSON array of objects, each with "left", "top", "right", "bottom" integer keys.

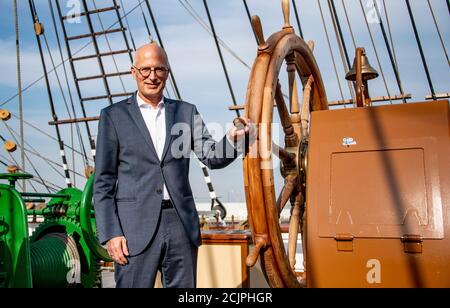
[{"left": 136, "top": 92, "right": 170, "bottom": 200}]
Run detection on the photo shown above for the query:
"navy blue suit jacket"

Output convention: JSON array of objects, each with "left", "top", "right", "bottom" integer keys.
[{"left": 93, "top": 93, "right": 237, "bottom": 256}]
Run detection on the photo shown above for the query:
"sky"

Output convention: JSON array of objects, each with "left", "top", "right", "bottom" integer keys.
[{"left": 0, "top": 0, "right": 448, "bottom": 203}]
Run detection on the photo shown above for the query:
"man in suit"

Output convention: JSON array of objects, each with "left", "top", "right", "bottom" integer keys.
[{"left": 93, "top": 43, "right": 252, "bottom": 288}]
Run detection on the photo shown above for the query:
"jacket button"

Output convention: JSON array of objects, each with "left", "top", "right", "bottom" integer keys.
[{"left": 156, "top": 189, "right": 163, "bottom": 194}]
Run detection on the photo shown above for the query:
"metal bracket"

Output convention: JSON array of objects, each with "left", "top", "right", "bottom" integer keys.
[
  {"left": 401, "top": 234, "right": 423, "bottom": 254},
  {"left": 335, "top": 234, "right": 354, "bottom": 252}
]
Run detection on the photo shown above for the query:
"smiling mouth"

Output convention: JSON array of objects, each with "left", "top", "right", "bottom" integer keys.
[{"left": 144, "top": 83, "right": 159, "bottom": 88}]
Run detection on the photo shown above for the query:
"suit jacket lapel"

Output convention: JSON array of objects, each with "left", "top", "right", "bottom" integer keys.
[
  {"left": 161, "top": 97, "right": 175, "bottom": 162},
  {"left": 126, "top": 93, "right": 159, "bottom": 160}
]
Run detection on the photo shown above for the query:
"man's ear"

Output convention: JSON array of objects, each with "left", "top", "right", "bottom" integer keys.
[{"left": 131, "top": 67, "right": 137, "bottom": 80}]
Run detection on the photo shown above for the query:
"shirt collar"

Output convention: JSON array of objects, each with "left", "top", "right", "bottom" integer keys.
[{"left": 136, "top": 92, "right": 164, "bottom": 109}]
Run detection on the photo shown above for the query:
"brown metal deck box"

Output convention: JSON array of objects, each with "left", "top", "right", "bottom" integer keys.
[{"left": 306, "top": 100, "right": 449, "bottom": 287}]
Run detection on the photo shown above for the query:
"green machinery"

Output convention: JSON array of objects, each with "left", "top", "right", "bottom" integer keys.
[{"left": 0, "top": 173, "right": 110, "bottom": 288}]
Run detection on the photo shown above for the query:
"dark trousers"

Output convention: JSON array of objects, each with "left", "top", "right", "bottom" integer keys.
[{"left": 115, "top": 207, "right": 198, "bottom": 288}]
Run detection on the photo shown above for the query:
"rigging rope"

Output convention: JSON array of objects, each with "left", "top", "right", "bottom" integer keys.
[
  {"left": 2, "top": 0, "right": 251, "bottom": 107},
  {"left": 382, "top": 0, "right": 399, "bottom": 69},
  {"left": 119, "top": 0, "right": 137, "bottom": 51},
  {"left": 41, "top": 32, "right": 85, "bottom": 182},
  {"left": 2, "top": 0, "right": 149, "bottom": 107},
  {"left": 2, "top": 121, "right": 51, "bottom": 192},
  {"left": 42, "top": 33, "right": 83, "bottom": 141},
  {"left": 28, "top": 0, "right": 72, "bottom": 188},
  {"left": 202, "top": 0, "right": 240, "bottom": 117},
  {"left": 0, "top": 154, "right": 24, "bottom": 190},
  {"left": 241, "top": 2, "right": 290, "bottom": 101},
  {"left": 0, "top": 159, "right": 9, "bottom": 168},
  {"left": 6, "top": 124, "right": 85, "bottom": 180},
  {"left": 405, "top": 0, "right": 436, "bottom": 99},
  {"left": 120, "top": 0, "right": 174, "bottom": 100},
  {"left": 28, "top": 178, "right": 61, "bottom": 191},
  {"left": 14, "top": 0, "right": 26, "bottom": 191},
  {"left": 328, "top": 0, "right": 351, "bottom": 69},
  {"left": 426, "top": 0, "right": 449, "bottom": 66},
  {"left": 138, "top": 1, "right": 154, "bottom": 42},
  {"left": 0, "top": 152, "right": 37, "bottom": 192},
  {"left": 48, "top": 0, "right": 89, "bottom": 180},
  {"left": 317, "top": 0, "right": 347, "bottom": 105},
  {"left": 79, "top": 0, "right": 114, "bottom": 107},
  {"left": 0, "top": 154, "right": 62, "bottom": 191},
  {"left": 54, "top": 0, "right": 100, "bottom": 160},
  {"left": 179, "top": 0, "right": 251, "bottom": 70},
  {"left": 325, "top": 0, "right": 355, "bottom": 104},
  {"left": 111, "top": 0, "right": 135, "bottom": 64},
  {"left": 140, "top": 0, "right": 226, "bottom": 212},
  {"left": 9, "top": 113, "right": 93, "bottom": 162},
  {"left": 0, "top": 152, "right": 62, "bottom": 191},
  {"left": 340, "top": 0, "right": 356, "bottom": 50},
  {"left": 358, "top": 0, "right": 393, "bottom": 104},
  {"left": 136, "top": 1, "right": 178, "bottom": 99},
  {"left": 91, "top": 0, "right": 129, "bottom": 94},
  {"left": 371, "top": 0, "right": 406, "bottom": 103},
  {"left": 242, "top": 0, "right": 257, "bottom": 42},
  {"left": 291, "top": 0, "right": 304, "bottom": 39},
  {"left": 144, "top": 0, "right": 182, "bottom": 100}
]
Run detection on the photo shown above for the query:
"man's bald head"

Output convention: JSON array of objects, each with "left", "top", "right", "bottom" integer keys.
[
  {"left": 133, "top": 43, "right": 169, "bottom": 68},
  {"left": 131, "top": 43, "right": 170, "bottom": 105}
]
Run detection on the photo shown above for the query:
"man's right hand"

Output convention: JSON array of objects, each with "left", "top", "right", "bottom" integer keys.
[{"left": 106, "top": 236, "right": 129, "bottom": 265}]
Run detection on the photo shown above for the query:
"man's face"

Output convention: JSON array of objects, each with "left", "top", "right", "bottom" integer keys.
[{"left": 131, "top": 50, "right": 169, "bottom": 101}]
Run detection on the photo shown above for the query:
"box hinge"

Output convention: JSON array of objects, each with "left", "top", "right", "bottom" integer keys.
[
  {"left": 401, "top": 234, "right": 423, "bottom": 253},
  {"left": 334, "top": 233, "right": 354, "bottom": 252}
]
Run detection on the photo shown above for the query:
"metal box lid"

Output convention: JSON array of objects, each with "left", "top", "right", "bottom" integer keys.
[{"left": 307, "top": 100, "right": 449, "bottom": 240}]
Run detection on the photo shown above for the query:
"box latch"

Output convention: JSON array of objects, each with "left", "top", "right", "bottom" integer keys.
[
  {"left": 335, "top": 234, "right": 354, "bottom": 252},
  {"left": 401, "top": 234, "right": 423, "bottom": 253}
]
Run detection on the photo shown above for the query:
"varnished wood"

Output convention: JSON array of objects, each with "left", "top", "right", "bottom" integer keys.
[
  {"left": 355, "top": 47, "right": 364, "bottom": 107},
  {"left": 246, "top": 236, "right": 267, "bottom": 267},
  {"left": 288, "top": 192, "right": 302, "bottom": 271},
  {"left": 0, "top": 109, "right": 11, "bottom": 121},
  {"left": 48, "top": 116, "right": 99, "bottom": 126},
  {"left": 271, "top": 142, "right": 294, "bottom": 164},
  {"left": 243, "top": 20, "right": 328, "bottom": 287},
  {"left": 275, "top": 82, "right": 298, "bottom": 148},
  {"left": 282, "top": 0, "right": 291, "bottom": 29},
  {"left": 426, "top": 92, "right": 450, "bottom": 100},
  {"left": 329, "top": 93, "right": 412, "bottom": 106},
  {"left": 251, "top": 15, "right": 268, "bottom": 50},
  {"left": 276, "top": 174, "right": 298, "bottom": 214},
  {"left": 201, "top": 231, "right": 252, "bottom": 242},
  {"left": 286, "top": 52, "right": 302, "bottom": 140},
  {"left": 301, "top": 76, "right": 313, "bottom": 137}
]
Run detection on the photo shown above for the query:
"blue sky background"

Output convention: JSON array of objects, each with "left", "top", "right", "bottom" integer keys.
[{"left": 0, "top": 0, "right": 448, "bottom": 202}]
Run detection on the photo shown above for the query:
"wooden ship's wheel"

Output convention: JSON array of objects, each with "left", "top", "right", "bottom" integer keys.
[
  {"left": 243, "top": 0, "right": 450, "bottom": 288},
  {"left": 243, "top": 0, "right": 328, "bottom": 288}
]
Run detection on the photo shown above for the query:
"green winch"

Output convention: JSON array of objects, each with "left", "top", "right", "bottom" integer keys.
[{"left": 0, "top": 173, "right": 110, "bottom": 288}]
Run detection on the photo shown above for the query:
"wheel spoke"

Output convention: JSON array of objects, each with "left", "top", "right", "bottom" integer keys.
[
  {"left": 275, "top": 82, "right": 299, "bottom": 148},
  {"left": 301, "top": 76, "right": 314, "bottom": 137},
  {"left": 286, "top": 52, "right": 303, "bottom": 142},
  {"left": 272, "top": 141, "right": 294, "bottom": 164},
  {"left": 288, "top": 191, "right": 303, "bottom": 271},
  {"left": 276, "top": 174, "right": 298, "bottom": 215},
  {"left": 286, "top": 53, "right": 300, "bottom": 115}
]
